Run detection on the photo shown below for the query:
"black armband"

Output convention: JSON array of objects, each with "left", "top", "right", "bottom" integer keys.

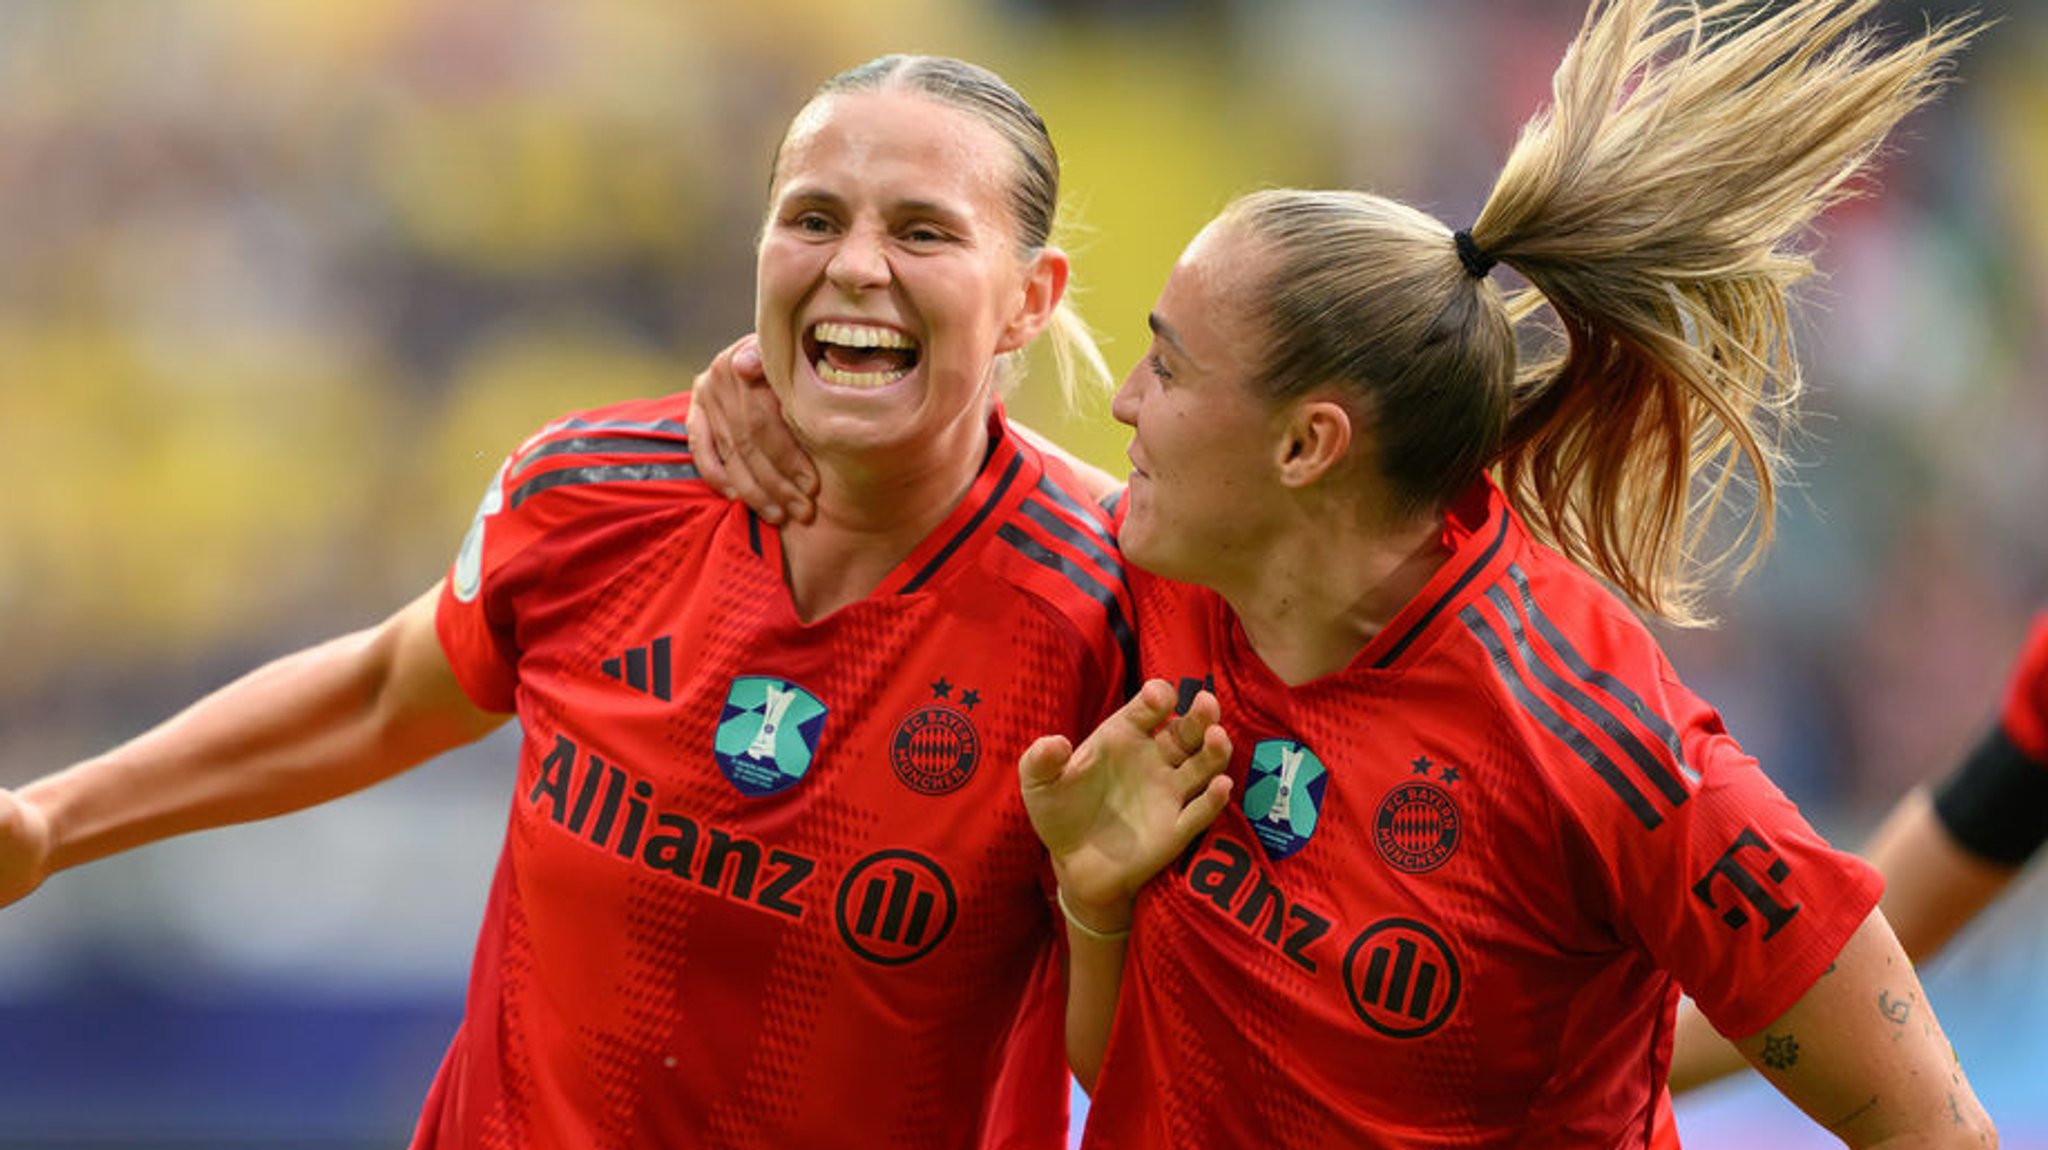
[{"left": 1930, "top": 724, "right": 2048, "bottom": 867}]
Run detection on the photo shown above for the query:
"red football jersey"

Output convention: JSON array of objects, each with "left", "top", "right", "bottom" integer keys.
[
  {"left": 1084, "top": 478, "right": 1879, "bottom": 1150},
  {"left": 422, "top": 394, "right": 1132, "bottom": 1149},
  {"left": 1999, "top": 611, "right": 2048, "bottom": 762}
]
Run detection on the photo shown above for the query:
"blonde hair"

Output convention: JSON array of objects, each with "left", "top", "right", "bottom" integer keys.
[
  {"left": 1227, "top": 0, "right": 1976, "bottom": 624},
  {"left": 787, "top": 54, "right": 1111, "bottom": 409}
]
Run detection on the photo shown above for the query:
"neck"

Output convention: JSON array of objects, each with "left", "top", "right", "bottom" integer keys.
[
  {"left": 778, "top": 411, "right": 992, "bottom": 622},
  {"left": 1218, "top": 503, "right": 1448, "bottom": 686}
]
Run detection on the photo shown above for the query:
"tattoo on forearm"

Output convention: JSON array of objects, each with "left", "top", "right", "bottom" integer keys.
[
  {"left": 1878, "top": 989, "right": 1912, "bottom": 1026},
  {"left": 1761, "top": 1032, "right": 1800, "bottom": 1071}
]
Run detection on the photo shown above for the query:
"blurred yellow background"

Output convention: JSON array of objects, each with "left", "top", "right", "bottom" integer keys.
[{"left": 0, "top": 0, "right": 2044, "bottom": 1146}]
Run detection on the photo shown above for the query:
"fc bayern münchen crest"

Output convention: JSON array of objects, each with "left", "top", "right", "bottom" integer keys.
[
  {"left": 714, "top": 676, "right": 827, "bottom": 797},
  {"left": 890, "top": 705, "right": 981, "bottom": 795},
  {"left": 1373, "top": 781, "right": 1461, "bottom": 873},
  {"left": 1242, "top": 738, "right": 1328, "bottom": 860}
]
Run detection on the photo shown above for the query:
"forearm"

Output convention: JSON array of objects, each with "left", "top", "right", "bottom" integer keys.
[
  {"left": 25, "top": 589, "right": 499, "bottom": 874},
  {"left": 1737, "top": 909, "right": 1994, "bottom": 1148},
  {"left": 1020, "top": 684, "right": 1234, "bottom": 1086},
  {"left": 1059, "top": 889, "right": 1134, "bottom": 1091}
]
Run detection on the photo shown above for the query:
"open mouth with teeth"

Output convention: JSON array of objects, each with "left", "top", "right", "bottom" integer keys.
[{"left": 805, "top": 321, "right": 922, "bottom": 388}]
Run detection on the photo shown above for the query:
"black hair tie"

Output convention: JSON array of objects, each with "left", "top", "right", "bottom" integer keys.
[{"left": 1453, "top": 229, "right": 1497, "bottom": 279}]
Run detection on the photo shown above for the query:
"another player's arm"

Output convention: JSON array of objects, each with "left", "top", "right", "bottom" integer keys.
[
  {"left": 1726, "top": 907, "right": 1994, "bottom": 1147},
  {"left": 1019, "top": 681, "right": 1232, "bottom": 1088},
  {"left": 687, "top": 335, "right": 817, "bottom": 525},
  {"left": 0, "top": 586, "right": 506, "bottom": 907},
  {"left": 1863, "top": 784, "right": 2027, "bottom": 961}
]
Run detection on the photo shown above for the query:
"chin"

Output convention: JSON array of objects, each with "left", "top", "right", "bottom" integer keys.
[{"left": 1117, "top": 518, "right": 1172, "bottom": 578}]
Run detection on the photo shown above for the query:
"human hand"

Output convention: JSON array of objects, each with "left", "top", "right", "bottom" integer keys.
[
  {"left": 1019, "top": 680, "right": 1233, "bottom": 932},
  {"left": 687, "top": 335, "right": 818, "bottom": 525},
  {"left": 0, "top": 787, "right": 53, "bottom": 909}
]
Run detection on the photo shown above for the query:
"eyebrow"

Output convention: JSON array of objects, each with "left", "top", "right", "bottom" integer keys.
[
  {"left": 778, "top": 186, "right": 973, "bottom": 229},
  {"left": 1148, "top": 313, "right": 1201, "bottom": 370}
]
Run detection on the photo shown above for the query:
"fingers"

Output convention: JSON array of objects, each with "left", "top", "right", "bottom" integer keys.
[
  {"left": 728, "top": 334, "right": 819, "bottom": 523},
  {"left": 686, "top": 356, "right": 732, "bottom": 494},
  {"left": 1125, "top": 685, "right": 1235, "bottom": 806},
  {"left": 688, "top": 334, "right": 818, "bottom": 525},
  {"left": 1174, "top": 773, "right": 1235, "bottom": 841},
  {"left": 1176, "top": 722, "right": 1233, "bottom": 805},
  {"left": 730, "top": 335, "right": 764, "bottom": 382},
  {"left": 689, "top": 338, "right": 756, "bottom": 498},
  {"left": 1160, "top": 687, "right": 1220, "bottom": 758},
  {"left": 1117, "top": 679, "right": 1181, "bottom": 737},
  {"left": 1018, "top": 734, "right": 1074, "bottom": 791}
]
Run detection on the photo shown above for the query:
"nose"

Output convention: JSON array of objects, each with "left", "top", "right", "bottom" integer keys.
[
  {"left": 1110, "top": 364, "right": 1144, "bottom": 427},
  {"left": 826, "top": 224, "right": 889, "bottom": 293}
]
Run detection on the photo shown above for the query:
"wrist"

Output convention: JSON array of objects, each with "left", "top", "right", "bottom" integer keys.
[{"left": 1055, "top": 886, "right": 1133, "bottom": 942}]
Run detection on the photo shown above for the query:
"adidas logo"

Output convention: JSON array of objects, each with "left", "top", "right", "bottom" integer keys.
[{"left": 601, "top": 636, "right": 672, "bottom": 700}]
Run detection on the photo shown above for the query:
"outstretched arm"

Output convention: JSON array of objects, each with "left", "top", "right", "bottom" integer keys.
[
  {"left": 1019, "top": 679, "right": 1234, "bottom": 1088},
  {"left": 0, "top": 586, "right": 506, "bottom": 908},
  {"left": 1732, "top": 906, "right": 1994, "bottom": 1147}
]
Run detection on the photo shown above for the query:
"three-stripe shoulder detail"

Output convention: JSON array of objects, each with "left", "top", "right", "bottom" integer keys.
[
  {"left": 996, "top": 476, "right": 1134, "bottom": 653},
  {"left": 504, "top": 416, "right": 698, "bottom": 511},
  {"left": 1461, "top": 563, "right": 1697, "bottom": 830}
]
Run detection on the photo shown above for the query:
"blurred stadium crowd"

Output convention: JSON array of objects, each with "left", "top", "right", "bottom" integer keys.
[{"left": 0, "top": 0, "right": 2042, "bottom": 1145}]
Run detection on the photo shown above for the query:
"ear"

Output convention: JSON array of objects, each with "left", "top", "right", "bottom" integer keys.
[
  {"left": 1273, "top": 398, "right": 1354, "bottom": 488},
  {"left": 996, "top": 246, "right": 1071, "bottom": 354}
]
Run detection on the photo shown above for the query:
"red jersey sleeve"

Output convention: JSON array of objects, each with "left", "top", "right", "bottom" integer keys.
[
  {"left": 1999, "top": 611, "right": 2048, "bottom": 763},
  {"left": 1651, "top": 718, "right": 1881, "bottom": 1038},
  {"left": 1540, "top": 660, "right": 1881, "bottom": 1040},
  {"left": 436, "top": 451, "right": 523, "bottom": 713},
  {"left": 435, "top": 397, "right": 704, "bottom": 713}
]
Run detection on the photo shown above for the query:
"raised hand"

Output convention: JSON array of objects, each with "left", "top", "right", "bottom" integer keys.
[
  {"left": 1019, "top": 680, "right": 1233, "bottom": 933},
  {"left": 686, "top": 334, "right": 818, "bottom": 525}
]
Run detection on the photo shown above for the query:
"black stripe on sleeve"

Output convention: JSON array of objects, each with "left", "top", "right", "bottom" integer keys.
[
  {"left": 1482, "top": 582, "right": 1690, "bottom": 812},
  {"left": 508, "top": 461, "right": 700, "bottom": 510},
  {"left": 507, "top": 434, "right": 694, "bottom": 483},
  {"left": 1462, "top": 600, "right": 1667, "bottom": 829},
  {"left": 1029, "top": 477, "right": 1118, "bottom": 548},
  {"left": 1019, "top": 492, "right": 1119, "bottom": 576},
  {"left": 996, "top": 523, "right": 1136, "bottom": 654},
  {"left": 1504, "top": 567, "right": 1698, "bottom": 790},
  {"left": 559, "top": 415, "right": 692, "bottom": 436}
]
